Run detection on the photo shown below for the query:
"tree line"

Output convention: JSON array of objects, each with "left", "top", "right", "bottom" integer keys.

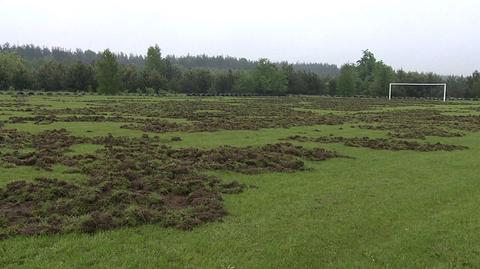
[
  {"left": 0, "top": 43, "right": 339, "bottom": 76},
  {"left": 0, "top": 44, "right": 335, "bottom": 95},
  {"left": 336, "top": 50, "right": 480, "bottom": 98},
  {"left": 0, "top": 44, "right": 479, "bottom": 98}
]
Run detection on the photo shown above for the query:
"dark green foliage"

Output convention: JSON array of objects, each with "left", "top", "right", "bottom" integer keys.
[
  {"left": 66, "top": 61, "right": 97, "bottom": 91},
  {"left": 289, "top": 62, "right": 340, "bottom": 77},
  {"left": 446, "top": 75, "right": 468, "bottom": 98},
  {"left": 337, "top": 64, "right": 357, "bottom": 96},
  {"left": 298, "top": 70, "right": 326, "bottom": 95},
  {"left": 166, "top": 54, "right": 339, "bottom": 77},
  {"left": 233, "top": 71, "right": 256, "bottom": 94},
  {"left": 234, "top": 59, "right": 287, "bottom": 95},
  {"left": 0, "top": 44, "right": 339, "bottom": 76},
  {"left": 283, "top": 63, "right": 326, "bottom": 95},
  {"left": 214, "top": 70, "right": 237, "bottom": 94},
  {"left": 467, "top": 71, "right": 480, "bottom": 98},
  {"left": 35, "top": 60, "right": 67, "bottom": 91},
  {"left": 143, "top": 69, "right": 167, "bottom": 92},
  {"left": 368, "top": 62, "right": 395, "bottom": 96},
  {"left": 253, "top": 59, "right": 287, "bottom": 95},
  {"left": 143, "top": 45, "right": 169, "bottom": 91},
  {"left": 327, "top": 78, "right": 337, "bottom": 96},
  {"left": 95, "top": 50, "right": 122, "bottom": 94},
  {"left": 0, "top": 53, "right": 31, "bottom": 90},
  {"left": 145, "top": 45, "right": 165, "bottom": 74},
  {"left": 393, "top": 70, "right": 444, "bottom": 97},
  {"left": 1, "top": 43, "right": 480, "bottom": 98},
  {"left": 181, "top": 69, "right": 213, "bottom": 94},
  {"left": 356, "top": 50, "right": 377, "bottom": 94},
  {"left": 121, "top": 64, "right": 144, "bottom": 92}
]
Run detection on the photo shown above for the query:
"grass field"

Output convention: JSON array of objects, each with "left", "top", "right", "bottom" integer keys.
[{"left": 1, "top": 94, "right": 480, "bottom": 268}]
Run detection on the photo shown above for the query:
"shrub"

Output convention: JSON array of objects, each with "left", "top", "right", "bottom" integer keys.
[{"left": 145, "top": 88, "right": 156, "bottom": 96}]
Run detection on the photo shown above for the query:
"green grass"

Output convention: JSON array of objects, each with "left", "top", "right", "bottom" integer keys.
[
  {"left": 0, "top": 164, "right": 87, "bottom": 187},
  {"left": 1, "top": 96, "right": 480, "bottom": 268}
]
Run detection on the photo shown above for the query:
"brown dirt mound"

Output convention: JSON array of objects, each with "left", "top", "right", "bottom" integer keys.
[
  {"left": 285, "top": 135, "right": 467, "bottom": 151},
  {"left": 358, "top": 124, "right": 464, "bottom": 140},
  {"left": 0, "top": 128, "right": 30, "bottom": 150},
  {"left": 354, "top": 109, "right": 480, "bottom": 139},
  {"left": 8, "top": 115, "right": 57, "bottom": 124},
  {"left": 181, "top": 142, "right": 338, "bottom": 174},
  {"left": 0, "top": 175, "right": 239, "bottom": 237},
  {"left": 1, "top": 129, "right": 88, "bottom": 170},
  {"left": 23, "top": 98, "right": 480, "bottom": 136},
  {"left": 35, "top": 98, "right": 347, "bottom": 133}
]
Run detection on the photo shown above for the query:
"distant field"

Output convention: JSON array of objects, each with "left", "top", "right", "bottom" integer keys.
[{"left": 1, "top": 95, "right": 480, "bottom": 268}]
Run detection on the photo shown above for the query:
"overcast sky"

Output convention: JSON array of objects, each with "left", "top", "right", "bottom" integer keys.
[{"left": 1, "top": 0, "right": 479, "bottom": 75}]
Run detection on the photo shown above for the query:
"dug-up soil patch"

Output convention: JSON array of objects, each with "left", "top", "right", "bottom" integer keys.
[
  {"left": 354, "top": 109, "right": 480, "bottom": 139},
  {"left": 285, "top": 135, "right": 467, "bottom": 152},
  {"left": 0, "top": 128, "right": 339, "bottom": 238}
]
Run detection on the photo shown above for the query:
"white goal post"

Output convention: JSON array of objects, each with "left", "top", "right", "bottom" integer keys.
[{"left": 388, "top": 83, "right": 447, "bottom": 102}]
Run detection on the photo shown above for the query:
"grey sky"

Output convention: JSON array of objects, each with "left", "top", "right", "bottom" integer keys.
[{"left": 1, "top": 0, "right": 479, "bottom": 75}]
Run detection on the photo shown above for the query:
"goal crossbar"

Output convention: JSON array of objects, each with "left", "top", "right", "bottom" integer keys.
[{"left": 388, "top": 83, "right": 447, "bottom": 102}]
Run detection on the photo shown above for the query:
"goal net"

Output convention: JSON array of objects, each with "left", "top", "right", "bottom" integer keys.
[{"left": 388, "top": 83, "right": 447, "bottom": 102}]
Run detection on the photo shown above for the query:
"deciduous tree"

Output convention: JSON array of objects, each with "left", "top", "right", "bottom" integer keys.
[{"left": 337, "top": 64, "right": 357, "bottom": 96}]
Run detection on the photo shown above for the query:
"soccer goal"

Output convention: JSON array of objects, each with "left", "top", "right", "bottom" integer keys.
[{"left": 388, "top": 83, "right": 447, "bottom": 102}]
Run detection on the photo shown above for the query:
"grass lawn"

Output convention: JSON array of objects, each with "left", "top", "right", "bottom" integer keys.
[{"left": 1, "top": 95, "right": 479, "bottom": 268}]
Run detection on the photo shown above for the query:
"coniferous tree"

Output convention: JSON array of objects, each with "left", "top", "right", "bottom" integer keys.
[
  {"left": 145, "top": 45, "right": 165, "bottom": 73},
  {"left": 144, "top": 45, "right": 167, "bottom": 91},
  {"left": 95, "top": 49, "right": 122, "bottom": 94},
  {"left": 467, "top": 71, "right": 480, "bottom": 98},
  {"left": 446, "top": 75, "right": 468, "bottom": 98}
]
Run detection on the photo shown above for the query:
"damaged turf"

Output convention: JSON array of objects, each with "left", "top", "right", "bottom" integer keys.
[
  {"left": 285, "top": 135, "right": 467, "bottom": 151},
  {"left": 0, "top": 128, "right": 338, "bottom": 238}
]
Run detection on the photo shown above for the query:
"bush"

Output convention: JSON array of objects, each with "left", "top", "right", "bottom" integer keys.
[
  {"left": 145, "top": 88, "right": 156, "bottom": 96},
  {"left": 7, "top": 86, "right": 15, "bottom": 95},
  {"left": 157, "top": 89, "right": 171, "bottom": 96}
]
